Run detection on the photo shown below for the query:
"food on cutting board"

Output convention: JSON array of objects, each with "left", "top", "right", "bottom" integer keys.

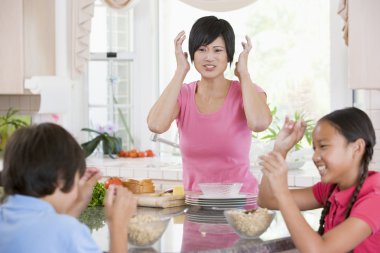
[
  {"left": 123, "top": 178, "right": 155, "bottom": 194},
  {"left": 104, "top": 177, "right": 123, "bottom": 189},
  {"left": 118, "top": 149, "right": 155, "bottom": 158},
  {"left": 88, "top": 181, "right": 106, "bottom": 207},
  {"left": 173, "top": 185, "right": 185, "bottom": 196}
]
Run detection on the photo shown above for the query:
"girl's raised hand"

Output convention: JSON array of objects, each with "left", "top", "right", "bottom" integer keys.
[
  {"left": 259, "top": 151, "right": 289, "bottom": 196},
  {"left": 235, "top": 35, "right": 252, "bottom": 79},
  {"left": 174, "top": 31, "right": 190, "bottom": 74},
  {"left": 274, "top": 117, "right": 307, "bottom": 157}
]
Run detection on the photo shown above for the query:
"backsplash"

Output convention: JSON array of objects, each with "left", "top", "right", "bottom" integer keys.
[
  {"left": 355, "top": 89, "right": 380, "bottom": 170},
  {"left": 0, "top": 95, "right": 40, "bottom": 114}
]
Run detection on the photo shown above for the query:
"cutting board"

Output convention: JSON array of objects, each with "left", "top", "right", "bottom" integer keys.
[{"left": 135, "top": 193, "right": 185, "bottom": 208}]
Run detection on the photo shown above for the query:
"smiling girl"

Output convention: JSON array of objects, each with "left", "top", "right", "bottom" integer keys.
[
  {"left": 147, "top": 16, "right": 271, "bottom": 193},
  {"left": 258, "top": 107, "right": 380, "bottom": 252}
]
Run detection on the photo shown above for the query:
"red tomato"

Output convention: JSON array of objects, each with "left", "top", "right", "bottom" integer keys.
[{"left": 104, "top": 177, "right": 123, "bottom": 189}]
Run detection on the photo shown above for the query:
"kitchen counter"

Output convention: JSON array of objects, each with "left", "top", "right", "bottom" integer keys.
[
  {"left": 86, "top": 156, "right": 321, "bottom": 190},
  {"left": 81, "top": 206, "right": 321, "bottom": 253}
]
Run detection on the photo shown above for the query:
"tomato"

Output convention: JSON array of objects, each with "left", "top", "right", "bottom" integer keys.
[
  {"left": 145, "top": 149, "right": 154, "bottom": 157},
  {"left": 104, "top": 177, "right": 123, "bottom": 189}
]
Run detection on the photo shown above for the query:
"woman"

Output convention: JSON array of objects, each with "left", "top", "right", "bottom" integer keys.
[{"left": 147, "top": 16, "right": 271, "bottom": 193}]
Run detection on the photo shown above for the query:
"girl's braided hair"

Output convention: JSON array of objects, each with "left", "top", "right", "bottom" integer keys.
[{"left": 316, "top": 107, "right": 376, "bottom": 235}]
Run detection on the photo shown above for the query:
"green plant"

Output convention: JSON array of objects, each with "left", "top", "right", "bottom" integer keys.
[
  {"left": 0, "top": 108, "right": 29, "bottom": 152},
  {"left": 253, "top": 106, "right": 315, "bottom": 151},
  {"left": 81, "top": 124, "right": 122, "bottom": 158}
]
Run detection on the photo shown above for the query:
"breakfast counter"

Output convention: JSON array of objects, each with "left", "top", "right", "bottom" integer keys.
[
  {"left": 86, "top": 156, "right": 321, "bottom": 190},
  {"left": 81, "top": 206, "right": 321, "bottom": 253}
]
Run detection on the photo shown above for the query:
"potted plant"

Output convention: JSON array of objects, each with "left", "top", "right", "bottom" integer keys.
[
  {"left": 251, "top": 106, "right": 315, "bottom": 168},
  {"left": 81, "top": 123, "right": 122, "bottom": 158},
  {"left": 0, "top": 108, "right": 29, "bottom": 152}
]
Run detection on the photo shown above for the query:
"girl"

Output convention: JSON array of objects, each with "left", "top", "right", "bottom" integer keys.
[
  {"left": 258, "top": 107, "right": 380, "bottom": 253},
  {"left": 147, "top": 16, "right": 271, "bottom": 193}
]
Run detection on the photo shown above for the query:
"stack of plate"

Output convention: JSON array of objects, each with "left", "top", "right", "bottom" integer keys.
[
  {"left": 185, "top": 192, "right": 257, "bottom": 210},
  {"left": 185, "top": 206, "right": 227, "bottom": 224}
]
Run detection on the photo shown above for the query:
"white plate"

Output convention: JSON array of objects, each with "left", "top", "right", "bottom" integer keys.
[{"left": 186, "top": 192, "right": 257, "bottom": 200}]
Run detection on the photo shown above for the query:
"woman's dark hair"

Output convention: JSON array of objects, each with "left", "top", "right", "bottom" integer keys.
[
  {"left": 317, "top": 107, "right": 376, "bottom": 235},
  {"left": 1, "top": 123, "right": 86, "bottom": 199},
  {"left": 189, "top": 16, "right": 235, "bottom": 64}
]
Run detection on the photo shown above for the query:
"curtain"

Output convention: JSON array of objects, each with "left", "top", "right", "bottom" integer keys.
[
  {"left": 178, "top": 0, "right": 258, "bottom": 12},
  {"left": 337, "top": 0, "right": 348, "bottom": 46},
  {"left": 104, "top": 0, "right": 140, "bottom": 9},
  {"left": 71, "top": 0, "right": 95, "bottom": 79}
]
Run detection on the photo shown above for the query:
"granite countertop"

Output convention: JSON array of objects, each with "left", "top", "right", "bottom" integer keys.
[{"left": 81, "top": 206, "right": 321, "bottom": 253}]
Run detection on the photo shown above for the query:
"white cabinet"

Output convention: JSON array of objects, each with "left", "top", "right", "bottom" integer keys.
[
  {"left": 0, "top": 0, "right": 55, "bottom": 94},
  {"left": 348, "top": 0, "right": 380, "bottom": 89}
]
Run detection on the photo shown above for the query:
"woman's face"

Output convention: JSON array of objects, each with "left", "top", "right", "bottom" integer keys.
[
  {"left": 193, "top": 36, "right": 229, "bottom": 79},
  {"left": 312, "top": 121, "right": 359, "bottom": 188}
]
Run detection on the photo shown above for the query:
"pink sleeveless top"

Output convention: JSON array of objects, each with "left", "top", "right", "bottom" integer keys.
[{"left": 176, "top": 80, "right": 265, "bottom": 193}]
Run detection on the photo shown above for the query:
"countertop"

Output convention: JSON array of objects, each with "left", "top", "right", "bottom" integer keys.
[
  {"left": 86, "top": 156, "right": 321, "bottom": 189},
  {"left": 81, "top": 206, "right": 321, "bottom": 253}
]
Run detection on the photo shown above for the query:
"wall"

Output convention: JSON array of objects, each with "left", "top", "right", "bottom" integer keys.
[{"left": 355, "top": 90, "right": 380, "bottom": 170}]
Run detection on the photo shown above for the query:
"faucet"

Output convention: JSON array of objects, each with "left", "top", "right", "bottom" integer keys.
[{"left": 151, "top": 133, "right": 180, "bottom": 148}]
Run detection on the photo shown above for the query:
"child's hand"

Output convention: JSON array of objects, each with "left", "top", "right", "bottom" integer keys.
[
  {"left": 259, "top": 151, "right": 289, "bottom": 197},
  {"left": 78, "top": 167, "right": 102, "bottom": 205},
  {"left": 274, "top": 117, "right": 307, "bottom": 157},
  {"left": 67, "top": 167, "right": 102, "bottom": 217},
  {"left": 105, "top": 185, "right": 137, "bottom": 227}
]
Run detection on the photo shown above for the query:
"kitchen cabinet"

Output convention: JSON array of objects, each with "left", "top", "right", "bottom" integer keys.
[
  {"left": 0, "top": 0, "right": 55, "bottom": 94},
  {"left": 348, "top": 0, "right": 380, "bottom": 89}
]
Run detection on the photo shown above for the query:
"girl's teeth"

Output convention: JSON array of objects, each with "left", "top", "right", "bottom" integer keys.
[{"left": 318, "top": 165, "right": 326, "bottom": 174}]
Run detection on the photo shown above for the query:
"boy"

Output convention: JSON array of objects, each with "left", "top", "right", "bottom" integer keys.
[{"left": 0, "top": 123, "right": 136, "bottom": 252}]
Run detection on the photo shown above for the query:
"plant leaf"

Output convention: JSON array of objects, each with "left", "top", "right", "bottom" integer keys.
[{"left": 81, "top": 136, "right": 102, "bottom": 157}]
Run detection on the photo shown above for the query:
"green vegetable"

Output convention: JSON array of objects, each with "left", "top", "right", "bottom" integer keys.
[
  {"left": 79, "top": 206, "right": 106, "bottom": 232},
  {"left": 89, "top": 181, "right": 106, "bottom": 207}
]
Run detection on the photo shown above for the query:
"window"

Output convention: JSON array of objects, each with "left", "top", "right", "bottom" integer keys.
[
  {"left": 88, "top": 0, "right": 135, "bottom": 150},
  {"left": 158, "top": 0, "right": 330, "bottom": 154}
]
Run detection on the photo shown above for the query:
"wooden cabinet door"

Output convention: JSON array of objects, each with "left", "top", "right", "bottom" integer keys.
[
  {"left": 0, "top": 0, "right": 55, "bottom": 95},
  {"left": 0, "top": 0, "right": 24, "bottom": 94},
  {"left": 348, "top": 0, "right": 380, "bottom": 89}
]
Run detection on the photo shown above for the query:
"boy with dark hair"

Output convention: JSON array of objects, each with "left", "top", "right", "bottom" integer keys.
[{"left": 0, "top": 123, "right": 136, "bottom": 253}]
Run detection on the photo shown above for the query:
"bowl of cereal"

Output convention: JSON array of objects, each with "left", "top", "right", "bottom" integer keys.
[
  {"left": 224, "top": 208, "right": 275, "bottom": 239},
  {"left": 128, "top": 214, "right": 170, "bottom": 247}
]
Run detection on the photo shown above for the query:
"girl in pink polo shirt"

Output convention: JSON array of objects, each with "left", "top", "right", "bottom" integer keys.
[
  {"left": 147, "top": 16, "right": 272, "bottom": 193},
  {"left": 258, "top": 107, "right": 380, "bottom": 252}
]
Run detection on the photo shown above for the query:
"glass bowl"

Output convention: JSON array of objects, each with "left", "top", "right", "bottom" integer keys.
[
  {"left": 198, "top": 182, "right": 243, "bottom": 197},
  {"left": 224, "top": 208, "right": 275, "bottom": 239},
  {"left": 128, "top": 215, "right": 170, "bottom": 247}
]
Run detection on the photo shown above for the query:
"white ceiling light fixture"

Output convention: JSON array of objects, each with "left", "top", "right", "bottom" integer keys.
[{"left": 178, "top": 0, "right": 258, "bottom": 12}]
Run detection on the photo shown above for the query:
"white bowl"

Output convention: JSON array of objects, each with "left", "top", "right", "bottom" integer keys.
[
  {"left": 128, "top": 215, "right": 170, "bottom": 247},
  {"left": 286, "top": 160, "right": 305, "bottom": 170},
  {"left": 198, "top": 182, "right": 243, "bottom": 197},
  {"left": 224, "top": 208, "right": 275, "bottom": 239}
]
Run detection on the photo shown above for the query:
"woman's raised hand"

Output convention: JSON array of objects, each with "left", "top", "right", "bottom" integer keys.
[
  {"left": 274, "top": 117, "right": 307, "bottom": 157},
  {"left": 174, "top": 31, "right": 190, "bottom": 74},
  {"left": 235, "top": 35, "right": 252, "bottom": 79}
]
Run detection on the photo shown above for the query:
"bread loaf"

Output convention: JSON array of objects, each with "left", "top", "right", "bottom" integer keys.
[{"left": 123, "top": 178, "right": 155, "bottom": 194}]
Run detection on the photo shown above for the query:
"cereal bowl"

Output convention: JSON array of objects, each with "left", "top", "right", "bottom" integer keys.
[
  {"left": 198, "top": 182, "right": 243, "bottom": 197},
  {"left": 128, "top": 214, "right": 170, "bottom": 247},
  {"left": 224, "top": 208, "right": 275, "bottom": 239}
]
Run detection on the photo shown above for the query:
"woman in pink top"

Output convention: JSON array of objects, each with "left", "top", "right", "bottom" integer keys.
[
  {"left": 258, "top": 107, "right": 380, "bottom": 252},
  {"left": 147, "top": 16, "right": 272, "bottom": 193}
]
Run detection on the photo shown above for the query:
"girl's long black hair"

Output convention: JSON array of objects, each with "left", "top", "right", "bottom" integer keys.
[{"left": 316, "top": 107, "right": 376, "bottom": 235}]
